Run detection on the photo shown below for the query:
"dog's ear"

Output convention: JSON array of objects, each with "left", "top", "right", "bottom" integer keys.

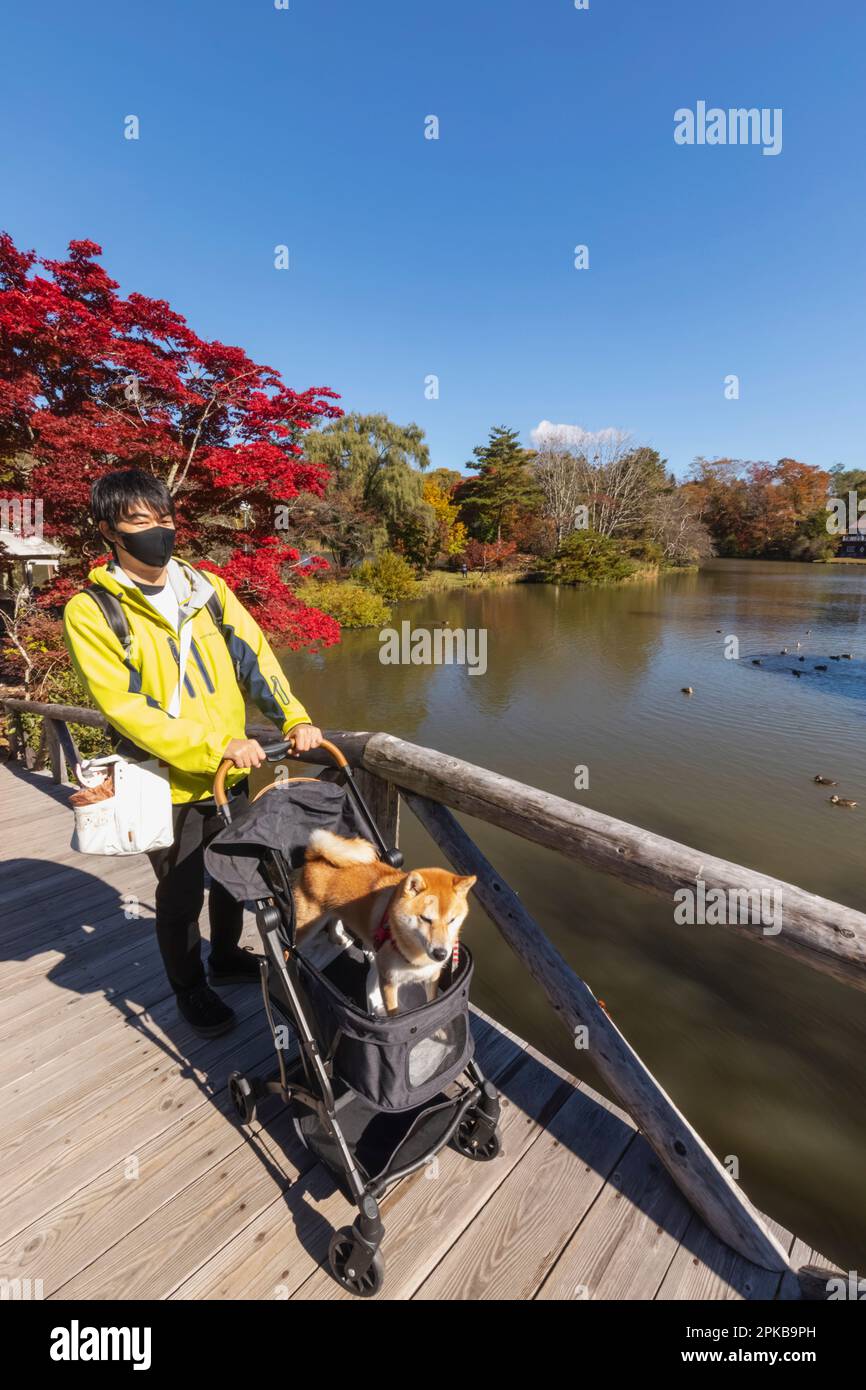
[
  {"left": 453, "top": 875, "right": 476, "bottom": 894},
  {"left": 404, "top": 871, "right": 427, "bottom": 896}
]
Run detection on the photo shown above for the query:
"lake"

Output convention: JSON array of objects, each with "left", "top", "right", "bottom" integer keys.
[{"left": 280, "top": 560, "right": 866, "bottom": 1268}]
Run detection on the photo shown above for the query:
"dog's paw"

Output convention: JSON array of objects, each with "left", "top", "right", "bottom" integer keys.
[{"left": 328, "top": 920, "right": 352, "bottom": 948}]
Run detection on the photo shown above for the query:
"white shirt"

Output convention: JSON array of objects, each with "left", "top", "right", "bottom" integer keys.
[
  {"left": 112, "top": 560, "right": 190, "bottom": 717},
  {"left": 137, "top": 578, "right": 181, "bottom": 633},
  {"left": 113, "top": 562, "right": 180, "bottom": 632}
]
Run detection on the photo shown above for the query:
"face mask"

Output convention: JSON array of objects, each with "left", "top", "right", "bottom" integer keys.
[{"left": 114, "top": 525, "right": 176, "bottom": 568}]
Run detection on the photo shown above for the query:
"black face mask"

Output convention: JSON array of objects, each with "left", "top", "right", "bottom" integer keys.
[{"left": 114, "top": 525, "right": 176, "bottom": 568}]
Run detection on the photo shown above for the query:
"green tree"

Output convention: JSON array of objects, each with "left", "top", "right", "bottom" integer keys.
[
  {"left": 308, "top": 408, "right": 433, "bottom": 519},
  {"left": 355, "top": 549, "right": 420, "bottom": 603},
  {"left": 427, "top": 467, "right": 463, "bottom": 494},
  {"left": 543, "top": 529, "right": 636, "bottom": 586},
  {"left": 455, "top": 426, "right": 541, "bottom": 543}
]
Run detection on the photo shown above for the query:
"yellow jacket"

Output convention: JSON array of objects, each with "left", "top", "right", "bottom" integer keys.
[{"left": 63, "top": 558, "right": 311, "bottom": 803}]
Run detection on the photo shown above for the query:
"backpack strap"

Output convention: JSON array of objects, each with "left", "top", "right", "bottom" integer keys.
[
  {"left": 84, "top": 587, "right": 134, "bottom": 658},
  {"left": 205, "top": 591, "right": 225, "bottom": 632},
  {"left": 204, "top": 587, "right": 242, "bottom": 683}
]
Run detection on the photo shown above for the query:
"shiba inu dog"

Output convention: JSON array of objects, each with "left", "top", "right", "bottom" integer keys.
[{"left": 293, "top": 829, "right": 476, "bottom": 1015}]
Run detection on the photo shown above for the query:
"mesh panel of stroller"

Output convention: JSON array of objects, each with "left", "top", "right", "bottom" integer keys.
[{"left": 277, "top": 937, "right": 475, "bottom": 1112}]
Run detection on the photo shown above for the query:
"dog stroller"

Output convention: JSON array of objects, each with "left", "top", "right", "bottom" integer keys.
[{"left": 205, "top": 737, "right": 501, "bottom": 1297}]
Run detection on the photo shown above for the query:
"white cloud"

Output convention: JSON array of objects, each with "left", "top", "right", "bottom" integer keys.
[{"left": 531, "top": 420, "right": 627, "bottom": 450}]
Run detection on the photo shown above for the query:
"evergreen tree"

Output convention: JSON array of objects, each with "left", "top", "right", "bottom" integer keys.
[{"left": 455, "top": 426, "right": 540, "bottom": 542}]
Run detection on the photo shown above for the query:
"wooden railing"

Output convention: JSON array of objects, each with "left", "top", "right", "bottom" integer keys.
[{"left": 4, "top": 696, "right": 862, "bottom": 1279}]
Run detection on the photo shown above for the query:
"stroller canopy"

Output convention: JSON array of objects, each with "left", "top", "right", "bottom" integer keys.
[{"left": 205, "top": 776, "right": 362, "bottom": 902}]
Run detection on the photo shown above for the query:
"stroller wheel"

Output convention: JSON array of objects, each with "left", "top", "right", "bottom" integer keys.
[
  {"left": 450, "top": 1115, "right": 502, "bottom": 1162},
  {"left": 228, "top": 1071, "right": 256, "bottom": 1126},
  {"left": 328, "top": 1227, "right": 385, "bottom": 1298}
]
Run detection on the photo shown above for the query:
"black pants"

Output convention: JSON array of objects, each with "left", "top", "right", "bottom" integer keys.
[{"left": 147, "top": 783, "right": 248, "bottom": 994}]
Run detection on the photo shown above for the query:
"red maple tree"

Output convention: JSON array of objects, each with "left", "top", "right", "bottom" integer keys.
[{"left": 0, "top": 232, "right": 343, "bottom": 648}]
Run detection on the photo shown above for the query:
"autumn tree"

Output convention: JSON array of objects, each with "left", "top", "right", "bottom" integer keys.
[
  {"left": 423, "top": 477, "right": 467, "bottom": 560},
  {"left": 686, "top": 456, "right": 831, "bottom": 558},
  {"left": 461, "top": 538, "right": 518, "bottom": 572},
  {"left": 0, "top": 232, "right": 343, "bottom": 653}
]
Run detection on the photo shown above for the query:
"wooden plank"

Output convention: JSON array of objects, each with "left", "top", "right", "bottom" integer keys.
[
  {"left": 413, "top": 1076, "right": 636, "bottom": 1300},
  {"left": 49, "top": 1106, "right": 306, "bottom": 1299},
  {"left": 363, "top": 732, "right": 866, "bottom": 992},
  {"left": 0, "top": 1017, "right": 277, "bottom": 1255},
  {"left": 404, "top": 791, "right": 790, "bottom": 1275},
  {"left": 0, "top": 989, "right": 270, "bottom": 1243},
  {"left": 10, "top": 1077, "right": 301, "bottom": 1299},
  {"left": 537, "top": 1133, "right": 693, "bottom": 1299},
  {"left": 0, "top": 852, "right": 158, "bottom": 914},
  {"left": 0, "top": 944, "right": 166, "bottom": 1052},
  {"left": 0, "top": 901, "right": 154, "bottom": 998},
  {"left": 0, "top": 865, "right": 156, "bottom": 943},
  {"left": 655, "top": 1211, "right": 791, "bottom": 1300}
]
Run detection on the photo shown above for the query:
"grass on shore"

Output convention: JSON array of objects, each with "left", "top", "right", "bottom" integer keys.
[{"left": 416, "top": 569, "right": 525, "bottom": 595}]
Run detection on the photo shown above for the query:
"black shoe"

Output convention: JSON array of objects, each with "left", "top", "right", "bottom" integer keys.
[
  {"left": 177, "top": 984, "right": 236, "bottom": 1037},
  {"left": 207, "top": 946, "right": 263, "bottom": 987}
]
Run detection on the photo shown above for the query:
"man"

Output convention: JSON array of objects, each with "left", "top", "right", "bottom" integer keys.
[{"left": 63, "top": 468, "right": 323, "bottom": 1037}]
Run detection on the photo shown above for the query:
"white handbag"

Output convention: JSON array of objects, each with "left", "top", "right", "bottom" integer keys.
[
  {"left": 71, "top": 755, "right": 174, "bottom": 855},
  {"left": 70, "top": 613, "right": 192, "bottom": 856}
]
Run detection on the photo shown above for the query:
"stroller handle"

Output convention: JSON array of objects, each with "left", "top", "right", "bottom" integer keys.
[{"left": 213, "top": 735, "right": 349, "bottom": 813}]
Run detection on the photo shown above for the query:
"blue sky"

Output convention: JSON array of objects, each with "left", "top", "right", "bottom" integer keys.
[{"left": 2, "top": 0, "right": 863, "bottom": 478}]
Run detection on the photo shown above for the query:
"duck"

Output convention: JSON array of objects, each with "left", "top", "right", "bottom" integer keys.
[
  {"left": 829, "top": 795, "right": 858, "bottom": 808},
  {"left": 814, "top": 775, "right": 837, "bottom": 785},
  {"left": 791, "top": 669, "right": 803, "bottom": 677},
  {"left": 798, "top": 655, "right": 806, "bottom": 662},
  {"left": 780, "top": 648, "right": 789, "bottom": 654},
  {"left": 841, "top": 653, "right": 853, "bottom": 659},
  {"left": 751, "top": 658, "right": 762, "bottom": 666},
  {"left": 830, "top": 655, "right": 841, "bottom": 660},
  {"left": 681, "top": 686, "right": 694, "bottom": 695},
  {"left": 814, "top": 664, "right": 828, "bottom": 672}
]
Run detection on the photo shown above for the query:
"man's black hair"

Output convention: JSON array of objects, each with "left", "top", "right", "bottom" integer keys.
[{"left": 91, "top": 469, "right": 175, "bottom": 550}]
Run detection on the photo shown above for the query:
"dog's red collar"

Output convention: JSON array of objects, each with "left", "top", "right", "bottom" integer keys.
[
  {"left": 373, "top": 892, "right": 411, "bottom": 961},
  {"left": 373, "top": 911, "right": 392, "bottom": 951}
]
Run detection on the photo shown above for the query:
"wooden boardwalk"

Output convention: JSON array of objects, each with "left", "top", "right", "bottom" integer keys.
[{"left": 0, "top": 761, "right": 831, "bottom": 1300}]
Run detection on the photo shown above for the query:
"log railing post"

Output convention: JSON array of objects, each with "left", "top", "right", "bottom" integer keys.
[
  {"left": 353, "top": 766, "right": 400, "bottom": 849},
  {"left": 44, "top": 718, "right": 69, "bottom": 786}
]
